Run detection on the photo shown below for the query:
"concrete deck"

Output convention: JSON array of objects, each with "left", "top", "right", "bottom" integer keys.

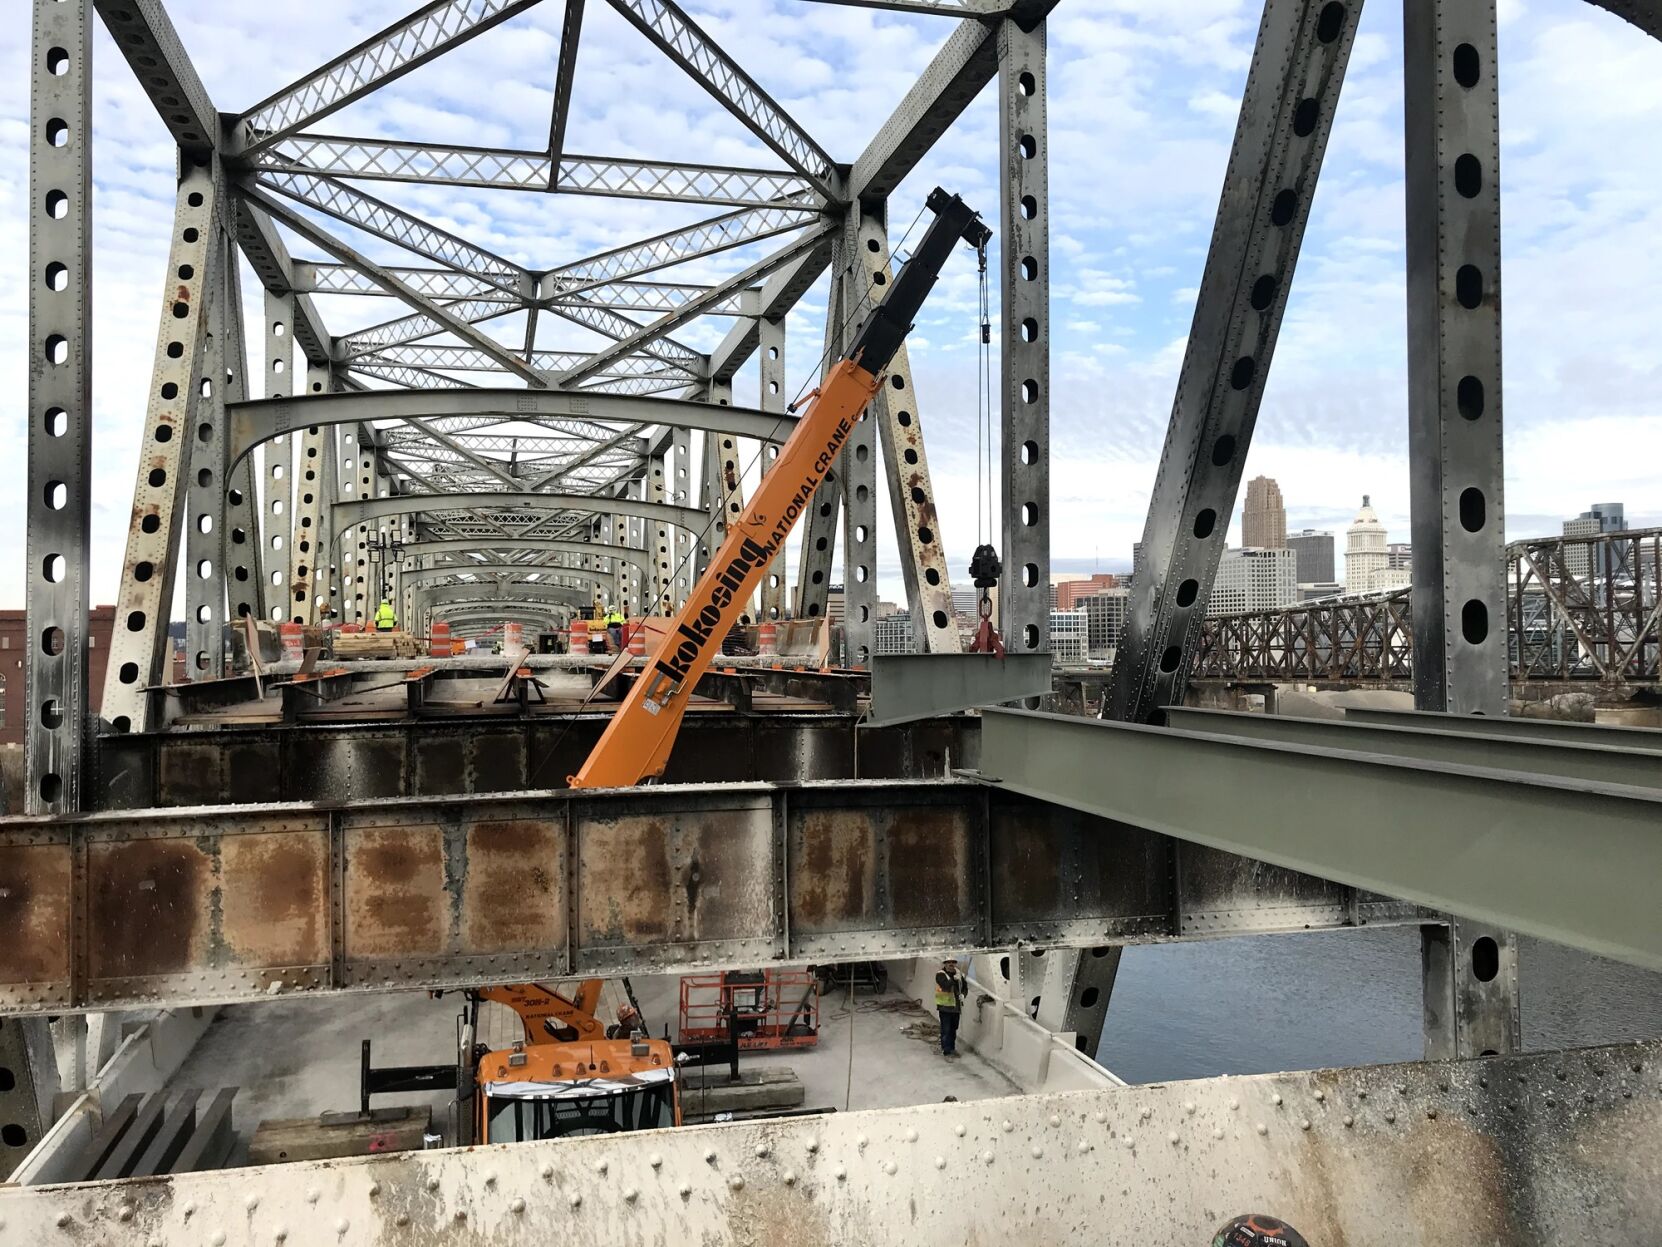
[{"left": 165, "top": 974, "right": 1022, "bottom": 1165}]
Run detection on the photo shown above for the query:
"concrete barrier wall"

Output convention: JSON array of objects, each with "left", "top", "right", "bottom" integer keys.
[{"left": 888, "top": 959, "right": 1123, "bottom": 1093}]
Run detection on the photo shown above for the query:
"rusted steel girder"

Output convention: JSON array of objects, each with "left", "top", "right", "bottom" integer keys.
[{"left": 0, "top": 780, "right": 1422, "bottom": 1016}]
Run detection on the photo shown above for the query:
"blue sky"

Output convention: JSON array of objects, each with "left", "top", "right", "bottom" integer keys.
[{"left": 2, "top": 0, "right": 1660, "bottom": 605}]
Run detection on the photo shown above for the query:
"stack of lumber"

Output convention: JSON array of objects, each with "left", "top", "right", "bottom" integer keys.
[{"left": 332, "top": 630, "right": 424, "bottom": 659}]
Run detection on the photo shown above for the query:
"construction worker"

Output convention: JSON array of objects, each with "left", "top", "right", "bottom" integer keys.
[
  {"left": 934, "top": 956, "right": 966, "bottom": 1058},
  {"left": 605, "top": 602, "right": 626, "bottom": 652},
  {"left": 1211, "top": 1215, "right": 1308, "bottom": 1247},
  {"left": 374, "top": 599, "right": 396, "bottom": 632}
]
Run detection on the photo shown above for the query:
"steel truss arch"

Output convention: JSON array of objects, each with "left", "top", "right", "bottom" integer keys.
[{"left": 227, "top": 389, "right": 795, "bottom": 469}]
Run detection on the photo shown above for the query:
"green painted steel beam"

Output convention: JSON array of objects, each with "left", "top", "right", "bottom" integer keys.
[
  {"left": 866, "top": 654, "right": 1053, "bottom": 727},
  {"left": 1166, "top": 708, "right": 1662, "bottom": 791},
  {"left": 975, "top": 708, "right": 1662, "bottom": 972},
  {"left": 1345, "top": 706, "right": 1662, "bottom": 753}
]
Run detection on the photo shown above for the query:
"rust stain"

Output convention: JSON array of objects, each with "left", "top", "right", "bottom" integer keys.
[
  {"left": 791, "top": 811, "right": 874, "bottom": 930},
  {"left": 0, "top": 843, "right": 73, "bottom": 985},
  {"left": 460, "top": 818, "right": 564, "bottom": 954},
  {"left": 88, "top": 838, "right": 211, "bottom": 980},
  {"left": 989, "top": 806, "right": 1062, "bottom": 920},
  {"left": 220, "top": 831, "right": 327, "bottom": 967},
  {"left": 681, "top": 812, "right": 770, "bottom": 943},
  {"left": 888, "top": 808, "right": 968, "bottom": 929},
  {"left": 344, "top": 824, "right": 447, "bottom": 958},
  {"left": 577, "top": 816, "right": 671, "bottom": 944}
]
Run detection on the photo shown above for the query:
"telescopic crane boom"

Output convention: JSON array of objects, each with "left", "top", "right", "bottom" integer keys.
[{"left": 570, "top": 189, "right": 990, "bottom": 789}]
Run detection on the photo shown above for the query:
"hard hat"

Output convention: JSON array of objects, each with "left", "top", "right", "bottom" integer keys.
[{"left": 1211, "top": 1215, "right": 1308, "bottom": 1247}]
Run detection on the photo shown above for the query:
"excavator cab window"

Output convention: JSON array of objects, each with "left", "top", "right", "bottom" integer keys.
[{"left": 485, "top": 1073, "right": 676, "bottom": 1142}]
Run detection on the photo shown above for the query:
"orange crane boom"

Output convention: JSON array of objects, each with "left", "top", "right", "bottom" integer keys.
[{"left": 571, "top": 188, "right": 990, "bottom": 790}]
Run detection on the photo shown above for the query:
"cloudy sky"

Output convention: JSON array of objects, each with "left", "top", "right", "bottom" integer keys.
[{"left": 2, "top": 0, "right": 1660, "bottom": 608}]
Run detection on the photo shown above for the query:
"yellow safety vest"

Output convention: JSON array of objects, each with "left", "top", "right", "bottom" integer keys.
[
  {"left": 375, "top": 603, "right": 396, "bottom": 628},
  {"left": 605, "top": 611, "right": 624, "bottom": 626},
  {"left": 934, "top": 973, "right": 962, "bottom": 1009}
]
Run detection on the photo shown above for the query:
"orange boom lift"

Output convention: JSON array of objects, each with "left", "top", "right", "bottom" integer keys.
[{"left": 571, "top": 188, "right": 990, "bottom": 789}]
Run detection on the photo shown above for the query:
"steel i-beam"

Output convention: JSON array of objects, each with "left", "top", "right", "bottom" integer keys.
[{"left": 25, "top": 0, "right": 94, "bottom": 813}]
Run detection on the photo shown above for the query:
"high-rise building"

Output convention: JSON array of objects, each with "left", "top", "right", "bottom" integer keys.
[
  {"left": 1208, "top": 547, "right": 1298, "bottom": 615},
  {"left": 873, "top": 610, "right": 914, "bottom": 655},
  {"left": 1082, "top": 588, "right": 1129, "bottom": 658},
  {"left": 1132, "top": 541, "right": 1146, "bottom": 583},
  {"left": 1055, "top": 573, "right": 1118, "bottom": 611},
  {"left": 1048, "top": 609, "right": 1088, "bottom": 665},
  {"left": 1345, "top": 496, "right": 1386, "bottom": 594},
  {"left": 1286, "top": 529, "right": 1335, "bottom": 583},
  {"left": 1241, "top": 476, "right": 1287, "bottom": 549},
  {"left": 825, "top": 585, "right": 846, "bottom": 628},
  {"left": 1563, "top": 503, "right": 1627, "bottom": 578},
  {"left": 1387, "top": 542, "right": 1412, "bottom": 571}
]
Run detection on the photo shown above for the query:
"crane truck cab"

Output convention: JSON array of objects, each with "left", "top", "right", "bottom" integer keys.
[
  {"left": 477, "top": 1034, "right": 681, "bottom": 1142},
  {"left": 467, "top": 980, "right": 681, "bottom": 1143}
]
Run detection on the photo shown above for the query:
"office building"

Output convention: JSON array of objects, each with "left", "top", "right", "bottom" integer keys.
[
  {"left": 1049, "top": 608, "right": 1089, "bottom": 665},
  {"left": 1083, "top": 588, "right": 1129, "bottom": 659},
  {"left": 1287, "top": 529, "right": 1335, "bottom": 583},
  {"left": 1055, "top": 573, "right": 1118, "bottom": 611},
  {"left": 873, "top": 610, "right": 914, "bottom": 655},
  {"left": 1209, "top": 547, "right": 1298, "bottom": 615},
  {"left": 1387, "top": 542, "right": 1412, "bottom": 572},
  {"left": 1563, "top": 503, "right": 1628, "bottom": 578},
  {"left": 1241, "top": 476, "right": 1287, "bottom": 549},
  {"left": 1344, "top": 496, "right": 1408, "bottom": 595}
]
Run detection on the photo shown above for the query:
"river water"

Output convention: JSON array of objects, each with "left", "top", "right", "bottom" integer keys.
[{"left": 1095, "top": 928, "right": 1662, "bottom": 1083}]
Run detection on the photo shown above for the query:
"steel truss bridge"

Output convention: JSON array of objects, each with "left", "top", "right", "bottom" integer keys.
[
  {"left": 1191, "top": 527, "right": 1662, "bottom": 686},
  {"left": 8, "top": 0, "right": 1662, "bottom": 1241}
]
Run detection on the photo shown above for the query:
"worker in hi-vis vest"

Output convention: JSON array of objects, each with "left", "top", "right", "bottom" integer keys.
[
  {"left": 934, "top": 956, "right": 966, "bottom": 1057},
  {"left": 605, "top": 604, "right": 626, "bottom": 652},
  {"left": 374, "top": 599, "right": 396, "bottom": 632}
]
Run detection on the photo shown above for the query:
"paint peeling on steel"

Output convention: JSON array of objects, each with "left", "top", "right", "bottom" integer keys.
[{"left": 5, "top": 1040, "right": 1658, "bottom": 1244}]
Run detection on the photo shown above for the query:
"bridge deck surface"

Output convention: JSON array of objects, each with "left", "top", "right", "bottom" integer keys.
[{"left": 168, "top": 974, "right": 1021, "bottom": 1164}]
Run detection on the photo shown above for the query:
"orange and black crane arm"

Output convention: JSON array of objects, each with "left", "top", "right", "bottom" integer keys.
[
  {"left": 571, "top": 188, "right": 990, "bottom": 790},
  {"left": 478, "top": 980, "right": 606, "bottom": 1044}
]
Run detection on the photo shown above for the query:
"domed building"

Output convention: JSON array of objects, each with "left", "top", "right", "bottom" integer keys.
[{"left": 1344, "top": 495, "right": 1407, "bottom": 595}]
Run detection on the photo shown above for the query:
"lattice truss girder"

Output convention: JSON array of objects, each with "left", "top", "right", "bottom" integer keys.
[{"left": 40, "top": 0, "right": 1054, "bottom": 776}]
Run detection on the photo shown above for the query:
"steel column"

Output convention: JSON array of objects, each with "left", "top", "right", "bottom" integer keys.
[
  {"left": 836, "top": 213, "right": 879, "bottom": 665},
  {"left": 101, "top": 164, "right": 220, "bottom": 733},
  {"left": 219, "top": 244, "right": 265, "bottom": 627},
  {"left": 260, "top": 291, "right": 296, "bottom": 621},
  {"left": 671, "top": 426, "right": 693, "bottom": 608},
  {"left": 855, "top": 209, "right": 961, "bottom": 652},
  {"left": 25, "top": 0, "right": 94, "bottom": 811},
  {"left": 1105, "top": 0, "right": 1364, "bottom": 722},
  {"left": 757, "top": 314, "right": 788, "bottom": 622},
  {"left": 794, "top": 262, "right": 847, "bottom": 624},
  {"left": 997, "top": 17, "right": 1049, "bottom": 655},
  {"left": 1404, "top": 0, "right": 1517, "bottom": 1058},
  {"left": 184, "top": 224, "right": 232, "bottom": 679}
]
